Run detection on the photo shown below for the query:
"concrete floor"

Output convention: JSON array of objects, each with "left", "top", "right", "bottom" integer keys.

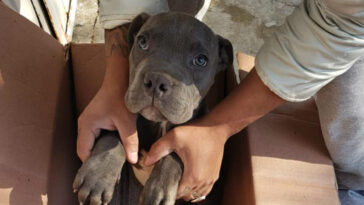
[{"left": 72, "top": 0, "right": 302, "bottom": 56}]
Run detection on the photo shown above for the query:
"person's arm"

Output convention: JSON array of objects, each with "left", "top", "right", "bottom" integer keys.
[
  {"left": 77, "top": 25, "right": 139, "bottom": 164},
  {"left": 201, "top": 68, "right": 285, "bottom": 138},
  {"left": 103, "top": 25, "right": 129, "bottom": 92},
  {"left": 145, "top": 0, "right": 364, "bottom": 201},
  {"left": 144, "top": 69, "right": 285, "bottom": 200}
]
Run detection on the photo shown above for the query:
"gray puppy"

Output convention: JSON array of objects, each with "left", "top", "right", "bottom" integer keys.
[{"left": 73, "top": 12, "right": 233, "bottom": 205}]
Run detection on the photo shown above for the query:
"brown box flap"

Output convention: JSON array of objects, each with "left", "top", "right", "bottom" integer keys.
[
  {"left": 247, "top": 113, "right": 338, "bottom": 205},
  {"left": 0, "top": 3, "right": 78, "bottom": 204},
  {"left": 71, "top": 43, "right": 106, "bottom": 115}
]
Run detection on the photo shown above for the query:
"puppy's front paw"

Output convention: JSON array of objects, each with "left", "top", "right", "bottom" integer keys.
[
  {"left": 73, "top": 136, "right": 125, "bottom": 205},
  {"left": 139, "top": 154, "right": 182, "bottom": 205},
  {"left": 139, "top": 176, "right": 179, "bottom": 205}
]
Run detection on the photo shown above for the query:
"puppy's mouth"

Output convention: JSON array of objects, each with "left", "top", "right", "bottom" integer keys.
[
  {"left": 125, "top": 70, "right": 201, "bottom": 124},
  {"left": 140, "top": 106, "right": 167, "bottom": 122},
  {"left": 139, "top": 90, "right": 168, "bottom": 122}
]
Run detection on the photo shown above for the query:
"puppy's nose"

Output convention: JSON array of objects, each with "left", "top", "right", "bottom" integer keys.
[{"left": 143, "top": 73, "right": 172, "bottom": 98}]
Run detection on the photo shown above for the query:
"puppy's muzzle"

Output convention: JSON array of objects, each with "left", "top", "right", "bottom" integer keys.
[{"left": 143, "top": 72, "right": 172, "bottom": 99}]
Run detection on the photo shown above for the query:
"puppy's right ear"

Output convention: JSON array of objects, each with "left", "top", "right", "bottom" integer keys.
[{"left": 127, "top": 13, "right": 150, "bottom": 49}]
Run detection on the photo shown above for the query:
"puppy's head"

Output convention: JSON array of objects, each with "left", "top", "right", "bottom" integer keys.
[{"left": 125, "top": 12, "right": 233, "bottom": 124}]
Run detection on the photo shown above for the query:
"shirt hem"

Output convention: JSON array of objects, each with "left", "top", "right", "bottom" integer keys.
[{"left": 255, "top": 62, "right": 312, "bottom": 102}]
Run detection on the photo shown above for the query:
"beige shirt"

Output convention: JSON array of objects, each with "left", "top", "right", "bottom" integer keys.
[
  {"left": 256, "top": 0, "right": 364, "bottom": 102},
  {"left": 99, "top": 0, "right": 169, "bottom": 29},
  {"left": 99, "top": 0, "right": 209, "bottom": 29}
]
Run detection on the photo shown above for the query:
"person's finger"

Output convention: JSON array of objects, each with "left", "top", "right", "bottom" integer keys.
[
  {"left": 190, "top": 189, "right": 208, "bottom": 203},
  {"left": 115, "top": 120, "right": 139, "bottom": 164},
  {"left": 188, "top": 183, "right": 213, "bottom": 203},
  {"left": 181, "top": 185, "right": 201, "bottom": 202},
  {"left": 177, "top": 169, "right": 200, "bottom": 200},
  {"left": 200, "top": 183, "right": 213, "bottom": 198},
  {"left": 176, "top": 185, "right": 191, "bottom": 199},
  {"left": 144, "top": 133, "right": 174, "bottom": 166},
  {"left": 77, "top": 126, "right": 99, "bottom": 162},
  {"left": 183, "top": 183, "right": 209, "bottom": 203},
  {"left": 122, "top": 132, "right": 139, "bottom": 164},
  {"left": 177, "top": 165, "right": 203, "bottom": 194},
  {"left": 179, "top": 186, "right": 196, "bottom": 201}
]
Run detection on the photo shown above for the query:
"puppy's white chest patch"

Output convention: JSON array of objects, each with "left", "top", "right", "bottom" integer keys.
[{"left": 132, "top": 150, "right": 155, "bottom": 186}]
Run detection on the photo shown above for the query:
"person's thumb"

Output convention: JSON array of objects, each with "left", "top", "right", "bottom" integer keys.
[
  {"left": 115, "top": 121, "right": 139, "bottom": 164},
  {"left": 77, "top": 125, "right": 99, "bottom": 162},
  {"left": 144, "top": 132, "right": 174, "bottom": 166}
]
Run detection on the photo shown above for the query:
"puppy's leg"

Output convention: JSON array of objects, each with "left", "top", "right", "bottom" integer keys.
[
  {"left": 73, "top": 132, "right": 125, "bottom": 205},
  {"left": 140, "top": 153, "right": 183, "bottom": 205}
]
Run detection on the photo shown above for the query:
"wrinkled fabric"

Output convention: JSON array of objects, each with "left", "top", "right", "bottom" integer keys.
[
  {"left": 99, "top": 0, "right": 169, "bottom": 29},
  {"left": 99, "top": 0, "right": 210, "bottom": 29},
  {"left": 316, "top": 57, "right": 364, "bottom": 191},
  {"left": 255, "top": 0, "right": 364, "bottom": 102},
  {"left": 325, "top": 0, "right": 364, "bottom": 24},
  {"left": 339, "top": 190, "right": 364, "bottom": 205}
]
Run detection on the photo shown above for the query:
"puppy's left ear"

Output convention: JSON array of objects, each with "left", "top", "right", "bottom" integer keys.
[
  {"left": 127, "top": 13, "right": 150, "bottom": 49},
  {"left": 217, "top": 35, "right": 234, "bottom": 72}
]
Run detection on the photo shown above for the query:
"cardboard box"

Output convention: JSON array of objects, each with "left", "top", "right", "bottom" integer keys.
[
  {"left": 0, "top": 3, "right": 339, "bottom": 205},
  {"left": 0, "top": 3, "right": 78, "bottom": 204},
  {"left": 221, "top": 54, "right": 340, "bottom": 205}
]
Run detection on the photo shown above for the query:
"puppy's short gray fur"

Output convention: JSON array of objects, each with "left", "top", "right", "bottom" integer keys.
[{"left": 73, "top": 12, "right": 233, "bottom": 205}]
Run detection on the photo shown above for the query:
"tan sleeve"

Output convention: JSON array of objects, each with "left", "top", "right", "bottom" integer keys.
[
  {"left": 324, "top": 0, "right": 364, "bottom": 25},
  {"left": 255, "top": 0, "right": 364, "bottom": 102}
]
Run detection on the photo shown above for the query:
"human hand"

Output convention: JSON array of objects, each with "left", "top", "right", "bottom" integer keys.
[
  {"left": 144, "top": 121, "right": 228, "bottom": 202},
  {"left": 77, "top": 84, "right": 138, "bottom": 164}
]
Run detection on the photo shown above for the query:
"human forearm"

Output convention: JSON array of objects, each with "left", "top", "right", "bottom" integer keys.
[
  {"left": 102, "top": 24, "right": 130, "bottom": 92},
  {"left": 201, "top": 68, "right": 286, "bottom": 140},
  {"left": 77, "top": 24, "right": 139, "bottom": 163}
]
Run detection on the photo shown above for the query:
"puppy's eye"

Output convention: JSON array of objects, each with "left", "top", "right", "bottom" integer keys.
[
  {"left": 137, "top": 35, "right": 148, "bottom": 50},
  {"left": 193, "top": 54, "right": 208, "bottom": 67}
]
